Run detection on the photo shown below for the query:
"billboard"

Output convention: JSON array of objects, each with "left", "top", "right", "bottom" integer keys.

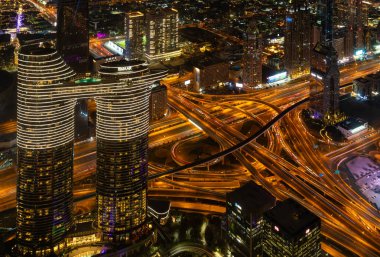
[{"left": 267, "top": 71, "right": 287, "bottom": 83}]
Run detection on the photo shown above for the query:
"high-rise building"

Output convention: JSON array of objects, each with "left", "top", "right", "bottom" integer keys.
[
  {"left": 242, "top": 19, "right": 262, "bottom": 89},
  {"left": 125, "top": 11, "right": 145, "bottom": 60},
  {"left": 145, "top": 8, "right": 181, "bottom": 61},
  {"left": 284, "top": 1, "right": 311, "bottom": 79},
  {"left": 262, "top": 198, "right": 322, "bottom": 257},
  {"left": 57, "top": 0, "right": 90, "bottom": 73},
  {"left": 57, "top": 0, "right": 91, "bottom": 140},
  {"left": 310, "top": 0, "right": 341, "bottom": 123},
  {"left": 16, "top": 46, "right": 76, "bottom": 256},
  {"left": 96, "top": 59, "right": 167, "bottom": 241},
  {"left": 16, "top": 45, "right": 167, "bottom": 255},
  {"left": 150, "top": 84, "right": 168, "bottom": 121},
  {"left": 225, "top": 181, "right": 276, "bottom": 257},
  {"left": 124, "top": 8, "right": 181, "bottom": 62}
]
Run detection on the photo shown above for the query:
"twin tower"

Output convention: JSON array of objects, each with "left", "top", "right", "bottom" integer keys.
[{"left": 16, "top": 45, "right": 167, "bottom": 256}]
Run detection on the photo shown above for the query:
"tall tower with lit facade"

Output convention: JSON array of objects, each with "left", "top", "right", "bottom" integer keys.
[
  {"left": 145, "top": 8, "right": 180, "bottom": 61},
  {"left": 284, "top": 1, "right": 311, "bottom": 79},
  {"left": 242, "top": 19, "right": 262, "bottom": 90},
  {"left": 57, "top": 0, "right": 89, "bottom": 73},
  {"left": 16, "top": 46, "right": 76, "bottom": 256},
  {"left": 16, "top": 45, "right": 167, "bottom": 256},
  {"left": 310, "top": 0, "right": 341, "bottom": 124},
  {"left": 125, "top": 11, "right": 145, "bottom": 60}
]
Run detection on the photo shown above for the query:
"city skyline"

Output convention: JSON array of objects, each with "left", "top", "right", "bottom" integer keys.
[{"left": 0, "top": 0, "right": 380, "bottom": 256}]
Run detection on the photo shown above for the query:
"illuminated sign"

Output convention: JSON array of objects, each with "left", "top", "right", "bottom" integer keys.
[
  {"left": 118, "top": 66, "right": 132, "bottom": 71},
  {"left": 286, "top": 17, "right": 293, "bottom": 23},
  {"left": 268, "top": 71, "right": 287, "bottom": 83},
  {"left": 236, "top": 83, "right": 243, "bottom": 88}
]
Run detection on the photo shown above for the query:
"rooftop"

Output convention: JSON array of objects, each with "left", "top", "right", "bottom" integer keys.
[
  {"left": 313, "top": 42, "right": 337, "bottom": 56},
  {"left": 338, "top": 117, "right": 367, "bottom": 131},
  {"left": 100, "top": 59, "right": 146, "bottom": 68},
  {"left": 19, "top": 45, "right": 55, "bottom": 55},
  {"left": 227, "top": 181, "right": 276, "bottom": 221},
  {"left": 264, "top": 198, "right": 320, "bottom": 239}
]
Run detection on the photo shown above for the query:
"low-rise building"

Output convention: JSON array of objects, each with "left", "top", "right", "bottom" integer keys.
[
  {"left": 353, "top": 77, "right": 372, "bottom": 100},
  {"left": 337, "top": 117, "right": 368, "bottom": 140}
]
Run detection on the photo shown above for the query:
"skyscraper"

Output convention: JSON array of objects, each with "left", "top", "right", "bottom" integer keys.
[
  {"left": 262, "top": 199, "right": 322, "bottom": 257},
  {"left": 16, "top": 45, "right": 167, "bottom": 255},
  {"left": 16, "top": 46, "right": 76, "bottom": 256},
  {"left": 310, "top": 0, "right": 341, "bottom": 123},
  {"left": 226, "top": 181, "right": 276, "bottom": 257},
  {"left": 284, "top": 1, "right": 311, "bottom": 79},
  {"left": 57, "top": 0, "right": 89, "bottom": 73},
  {"left": 97, "top": 60, "right": 167, "bottom": 242},
  {"left": 125, "top": 11, "right": 145, "bottom": 60},
  {"left": 242, "top": 19, "right": 262, "bottom": 89},
  {"left": 57, "top": 0, "right": 91, "bottom": 140},
  {"left": 145, "top": 8, "right": 180, "bottom": 61}
]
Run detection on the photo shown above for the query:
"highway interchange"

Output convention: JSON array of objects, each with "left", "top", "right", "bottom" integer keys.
[{"left": 1, "top": 57, "right": 380, "bottom": 256}]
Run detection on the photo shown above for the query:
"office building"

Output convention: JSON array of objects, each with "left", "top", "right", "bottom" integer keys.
[
  {"left": 263, "top": 199, "right": 322, "bottom": 257},
  {"left": 226, "top": 181, "right": 276, "bottom": 257},
  {"left": 366, "top": 72, "right": 380, "bottom": 95},
  {"left": 124, "top": 8, "right": 180, "bottom": 62},
  {"left": 150, "top": 84, "right": 168, "bottom": 121},
  {"left": 57, "top": 0, "right": 89, "bottom": 73},
  {"left": 353, "top": 72, "right": 380, "bottom": 100},
  {"left": 353, "top": 77, "right": 372, "bottom": 100},
  {"left": 193, "top": 58, "right": 229, "bottom": 92},
  {"left": 145, "top": 8, "right": 181, "bottom": 61},
  {"left": 16, "top": 45, "right": 167, "bottom": 256},
  {"left": 310, "top": 0, "right": 341, "bottom": 124},
  {"left": 125, "top": 11, "right": 145, "bottom": 60},
  {"left": 284, "top": 1, "right": 311, "bottom": 79},
  {"left": 242, "top": 19, "right": 262, "bottom": 89}
]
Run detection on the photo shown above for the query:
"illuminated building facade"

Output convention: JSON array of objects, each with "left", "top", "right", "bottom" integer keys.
[
  {"left": 242, "top": 19, "right": 262, "bottom": 89},
  {"left": 225, "top": 181, "right": 276, "bottom": 257},
  {"left": 262, "top": 199, "right": 322, "bottom": 257},
  {"left": 284, "top": 1, "right": 311, "bottom": 79},
  {"left": 16, "top": 46, "right": 76, "bottom": 256},
  {"left": 16, "top": 45, "right": 167, "bottom": 256},
  {"left": 145, "top": 8, "right": 181, "bottom": 61},
  {"left": 57, "top": 0, "right": 89, "bottom": 73},
  {"left": 124, "top": 8, "right": 180, "bottom": 62},
  {"left": 125, "top": 12, "right": 145, "bottom": 60},
  {"left": 310, "top": 0, "right": 341, "bottom": 123}
]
